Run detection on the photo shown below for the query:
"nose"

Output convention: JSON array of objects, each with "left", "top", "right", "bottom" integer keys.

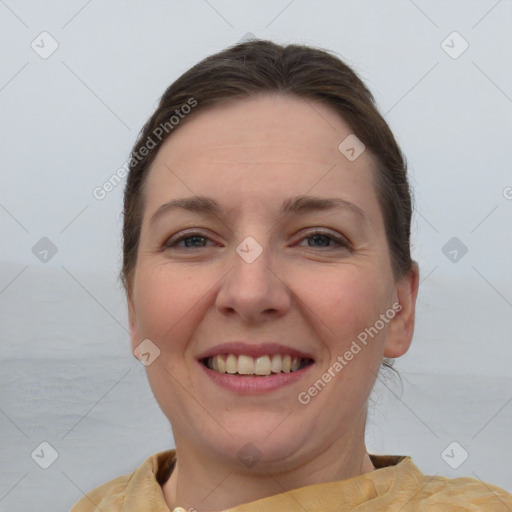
[{"left": 215, "top": 238, "right": 291, "bottom": 325}]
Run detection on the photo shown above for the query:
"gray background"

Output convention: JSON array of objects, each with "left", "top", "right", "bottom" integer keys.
[{"left": 1, "top": 0, "right": 511, "bottom": 510}]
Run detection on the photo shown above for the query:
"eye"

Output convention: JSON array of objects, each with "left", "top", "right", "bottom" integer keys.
[
  {"left": 296, "top": 230, "right": 350, "bottom": 250},
  {"left": 163, "top": 231, "right": 217, "bottom": 249},
  {"left": 162, "top": 229, "right": 350, "bottom": 251}
]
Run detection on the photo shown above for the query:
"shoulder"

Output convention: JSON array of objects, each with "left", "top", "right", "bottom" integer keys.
[
  {"left": 403, "top": 458, "right": 512, "bottom": 510},
  {"left": 371, "top": 454, "right": 512, "bottom": 510},
  {"left": 70, "top": 450, "right": 176, "bottom": 512},
  {"left": 418, "top": 473, "right": 512, "bottom": 509},
  {"left": 70, "top": 473, "right": 132, "bottom": 512}
]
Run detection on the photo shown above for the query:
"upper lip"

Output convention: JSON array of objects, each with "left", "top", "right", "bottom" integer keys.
[{"left": 197, "top": 342, "right": 315, "bottom": 361}]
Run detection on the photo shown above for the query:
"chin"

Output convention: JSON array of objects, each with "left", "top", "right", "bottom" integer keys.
[{"left": 202, "top": 415, "right": 315, "bottom": 471}]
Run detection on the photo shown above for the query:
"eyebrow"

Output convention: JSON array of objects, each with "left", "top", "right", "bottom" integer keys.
[{"left": 149, "top": 195, "right": 367, "bottom": 226}]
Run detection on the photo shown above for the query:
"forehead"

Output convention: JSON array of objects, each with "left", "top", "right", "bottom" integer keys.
[
  {"left": 154, "top": 93, "right": 364, "bottom": 168},
  {"left": 142, "top": 94, "right": 383, "bottom": 230}
]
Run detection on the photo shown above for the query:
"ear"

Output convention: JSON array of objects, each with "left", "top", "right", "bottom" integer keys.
[
  {"left": 383, "top": 261, "right": 420, "bottom": 358},
  {"left": 127, "top": 289, "right": 140, "bottom": 352}
]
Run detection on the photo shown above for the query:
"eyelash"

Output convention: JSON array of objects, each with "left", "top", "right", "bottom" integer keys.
[{"left": 163, "top": 229, "right": 351, "bottom": 251}]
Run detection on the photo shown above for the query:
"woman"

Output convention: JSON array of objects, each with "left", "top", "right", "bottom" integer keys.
[{"left": 71, "top": 40, "right": 512, "bottom": 511}]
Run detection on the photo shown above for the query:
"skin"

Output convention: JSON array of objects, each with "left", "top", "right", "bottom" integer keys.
[{"left": 127, "top": 93, "right": 419, "bottom": 511}]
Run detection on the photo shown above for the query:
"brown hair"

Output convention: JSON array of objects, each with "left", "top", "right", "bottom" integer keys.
[{"left": 121, "top": 39, "right": 414, "bottom": 294}]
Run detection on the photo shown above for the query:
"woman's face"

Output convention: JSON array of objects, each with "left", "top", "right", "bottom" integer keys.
[{"left": 128, "top": 94, "right": 416, "bottom": 470}]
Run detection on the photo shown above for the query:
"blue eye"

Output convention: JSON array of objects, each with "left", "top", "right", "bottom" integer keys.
[
  {"left": 164, "top": 233, "right": 212, "bottom": 249},
  {"left": 298, "top": 231, "right": 349, "bottom": 249},
  {"left": 163, "top": 230, "right": 350, "bottom": 251}
]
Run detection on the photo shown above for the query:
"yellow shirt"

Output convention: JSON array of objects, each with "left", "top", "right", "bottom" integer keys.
[{"left": 71, "top": 450, "right": 512, "bottom": 511}]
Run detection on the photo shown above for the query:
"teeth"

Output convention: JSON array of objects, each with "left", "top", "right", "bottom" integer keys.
[
  {"left": 255, "top": 356, "right": 271, "bottom": 375},
  {"left": 217, "top": 356, "right": 226, "bottom": 374},
  {"left": 238, "top": 355, "right": 255, "bottom": 375},
  {"left": 271, "top": 354, "right": 281, "bottom": 373},
  {"left": 206, "top": 354, "right": 310, "bottom": 376},
  {"left": 226, "top": 354, "right": 237, "bottom": 374}
]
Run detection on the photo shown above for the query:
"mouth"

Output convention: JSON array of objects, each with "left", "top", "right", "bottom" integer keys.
[
  {"left": 201, "top": 354, "right": 314, "bottom": 376},
  {"left": 197, "top": 342, "right": 316, "bottom": 394}
]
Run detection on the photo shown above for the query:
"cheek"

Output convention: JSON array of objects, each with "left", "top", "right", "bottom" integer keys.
[
  {"left": 294, "top": 265, "right": 388, "bottom": 347},
  {"left": 133, "top": 266, "right": 209, "bottom": 410},
  {"left": 297, "top": 269, "right": 389, "bottom": 420},
  {"left": 133, "top": 264, "right": 210, "bottom": 351}
]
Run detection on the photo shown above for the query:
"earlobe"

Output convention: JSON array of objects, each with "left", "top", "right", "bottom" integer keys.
[{"left": 383, "top": 262, "right": 420, "bottom": 359}]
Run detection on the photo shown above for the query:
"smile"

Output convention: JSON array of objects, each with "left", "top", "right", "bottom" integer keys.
[{"left": 203, "top": 354, "right": 314, "bottom": 376}]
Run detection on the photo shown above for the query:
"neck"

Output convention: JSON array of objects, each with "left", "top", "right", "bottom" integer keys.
[{"left": 162, "top": 428, "right": 375, "bottom": 511}]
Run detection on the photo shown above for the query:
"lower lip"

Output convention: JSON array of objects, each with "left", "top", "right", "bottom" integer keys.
[{"left": 199, "top": 361, "right": 314, "bottom": 395}]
